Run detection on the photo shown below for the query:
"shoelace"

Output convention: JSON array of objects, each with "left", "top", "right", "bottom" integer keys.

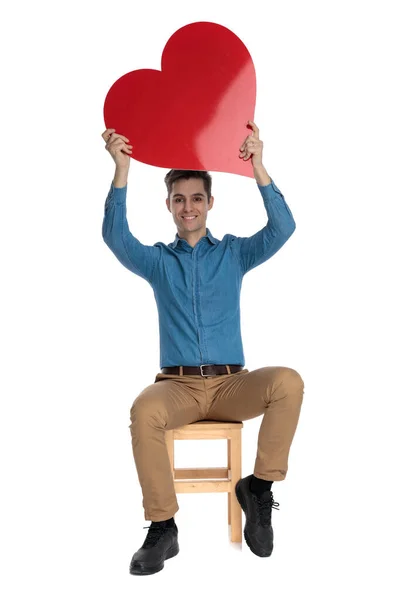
[
  {"left": 141, "top": 524, "right": 168, "bottom": 548},
  {"left": 255, "top": 495, "right": 280, "bottom": 527}
]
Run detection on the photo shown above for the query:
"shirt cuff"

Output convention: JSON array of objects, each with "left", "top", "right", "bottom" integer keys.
[
  {"left": 105, "top": 181, "right": 127, "bottom": 208},
  {"left": 257, "top": 179, "right": 284, "bottom": 200}
]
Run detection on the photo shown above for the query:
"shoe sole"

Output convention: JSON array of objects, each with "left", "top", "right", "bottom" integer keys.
[
  {"left": 235, "top": 480, "right": 273, "bottom": 558},
  {"left": 129, "top": 543, "right": 180, "bottom": 576}
]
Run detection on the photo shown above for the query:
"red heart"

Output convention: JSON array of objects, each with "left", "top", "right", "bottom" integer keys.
[{"left": 103, "top": 22, "right": 257, "bottom": 178}]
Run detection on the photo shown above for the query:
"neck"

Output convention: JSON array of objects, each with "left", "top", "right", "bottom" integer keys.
[{"left": 177, "top": 226, "right": 207, "bottom": 248}]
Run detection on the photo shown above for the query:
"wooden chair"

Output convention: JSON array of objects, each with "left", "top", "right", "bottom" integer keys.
[{"left": 165, "top": 420, "right": 243, "bottom": 543}]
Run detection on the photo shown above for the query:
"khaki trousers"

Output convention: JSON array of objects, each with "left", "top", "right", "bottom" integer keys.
[{"left": 129, "top": 366, "right": 304, "bottom": 521}]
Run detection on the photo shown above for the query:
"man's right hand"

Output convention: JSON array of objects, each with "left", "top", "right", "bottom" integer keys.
[{"left": 102, "top": 128, "right": 132, "bottom": 170}]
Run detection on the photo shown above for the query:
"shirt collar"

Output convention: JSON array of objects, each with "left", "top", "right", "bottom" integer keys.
[{"left": 171, "top": 227, "right": 217, "bottom": 249}]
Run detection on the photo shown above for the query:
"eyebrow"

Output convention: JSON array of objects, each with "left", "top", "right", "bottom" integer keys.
[{"left": 172, "top": 192, "right": 206, "bottom": 198}]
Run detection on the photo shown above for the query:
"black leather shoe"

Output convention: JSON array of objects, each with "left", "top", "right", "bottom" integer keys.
[
  {"left": 235, "top": 475, "right": 280, "bottom": 557},
  {"left": 129, "top": 521, "right": 179, "bottom": 576}
]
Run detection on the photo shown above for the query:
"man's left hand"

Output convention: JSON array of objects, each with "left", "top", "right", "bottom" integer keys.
[{"left": 239, "top": 121, "right": 263, "bottom": 167}]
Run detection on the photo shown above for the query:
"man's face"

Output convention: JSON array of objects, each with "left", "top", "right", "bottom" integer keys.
[{"left": 166, "top": 177, "right": 214, "bottom": 236}]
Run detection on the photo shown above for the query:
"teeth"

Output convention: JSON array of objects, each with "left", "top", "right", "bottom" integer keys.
[{"left": 183, "top": 216, "right": 196, "bottom": 220}]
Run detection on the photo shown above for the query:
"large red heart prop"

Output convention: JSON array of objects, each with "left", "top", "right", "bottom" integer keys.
[{"left": 103, "top": 21, "right": 257, "bottom": 178}]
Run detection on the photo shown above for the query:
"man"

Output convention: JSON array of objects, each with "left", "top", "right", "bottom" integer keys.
[{"left": 101, "top": 122, "right": 304, "bottom": 576}]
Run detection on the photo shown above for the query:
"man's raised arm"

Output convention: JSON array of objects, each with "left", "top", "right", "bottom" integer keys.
[
  {"left": 101, "top": 129, "right": 159, "bottom": 284},
  {"left": 231, "top": 121, "right": 296, "bottom": 274}
]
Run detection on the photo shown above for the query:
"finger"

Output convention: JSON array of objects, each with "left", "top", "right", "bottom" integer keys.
[
  {"left": 245, "top": 146, "right": 256, "bottom": 159},
  {"left": 102, "top": 128, "right": 116, "bottom": 141},
  {"left": 102, "top": 128, "right": 115, "bottom": 137},
  {"left": 244, "top": 143, "right": 255, "bottom": 155},
  {"left": 105, "top": 139, "right": 133, "bottom": 153},
  {"left": 106, "top": 132, "right": 130, "bottom": 145},
  {"left": 240, "top": 142, "right": 252, "bottom": 159},
  {"left": 240, "top": 134, "right": 252, "bottom": 151},
  {"left": 240, "top": 133, "right": 260, "bottom": 155},
  {"left": 247, "top": 120, "right": 259, "bottom": 139},
  {"left": 114, "top": 140, "right": 132, "bottom": 151},
  {"left": 245, "top": 148, "right": 253, "bottom": 160},
  {"left": 109, "top": 133, "right": 130, "bottom": 144}
]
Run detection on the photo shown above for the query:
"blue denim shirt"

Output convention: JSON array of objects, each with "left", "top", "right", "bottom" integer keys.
[{"left": 102, "top": 179, "right": 296, "bottom": 369}]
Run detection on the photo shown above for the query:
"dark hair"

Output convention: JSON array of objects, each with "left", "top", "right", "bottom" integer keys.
[{"left": 164, "top": 170, "right": 212, "bottom": 202}]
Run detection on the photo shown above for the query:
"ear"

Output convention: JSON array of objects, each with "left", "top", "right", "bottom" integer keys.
[
  {"left": 208, "top": 195, "right": 215, "bottom": 210},
  {"left": 166, "top": 197, "right": 171, "bottom": 213}
]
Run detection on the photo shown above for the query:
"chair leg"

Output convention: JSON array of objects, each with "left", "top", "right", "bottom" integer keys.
[
  {"left": 229, "top": 430, "right": 242, "bottom": 543},
  {"left": 227, "top": 438, "right": 231, "bottom": 525}
]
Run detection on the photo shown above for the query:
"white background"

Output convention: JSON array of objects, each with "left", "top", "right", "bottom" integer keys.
[{"left": 1, "top": 0, "right": 399, "bottom": 597}]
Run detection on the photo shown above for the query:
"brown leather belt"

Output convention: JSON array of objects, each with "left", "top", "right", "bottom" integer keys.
[{"left": 161, "top": 364, "right": 243, "bottom": 377}]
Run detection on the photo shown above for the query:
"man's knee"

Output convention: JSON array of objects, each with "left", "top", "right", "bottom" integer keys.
[
  {"left": 130, "top": 392, "right": 166, "bottom": 428},
  {"left": 274, "top": 367, "right": 304, "bottom": 398},
  {"left": 282, "top": 367, "right": 304, "bottom": 389}
]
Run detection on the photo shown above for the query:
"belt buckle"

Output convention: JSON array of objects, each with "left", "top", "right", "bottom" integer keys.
[{"left": 200, "top": 364, "right": 209, "bottom": 377}]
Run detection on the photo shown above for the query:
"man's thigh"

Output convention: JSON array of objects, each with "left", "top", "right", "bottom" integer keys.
[
  {"left": 206, "top": 366, "right": 304, "bottom": 422},
  {"left": 130, "top": 376, "right": 206, "bottom": 431}
]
